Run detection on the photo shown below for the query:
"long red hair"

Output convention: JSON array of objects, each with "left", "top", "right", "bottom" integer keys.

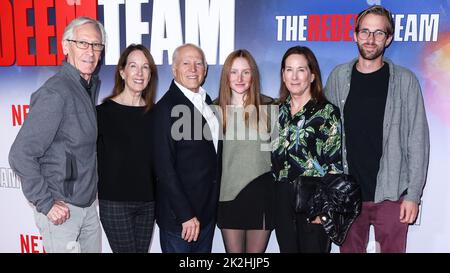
[{"left": 218, "top": 49, "right": 262, "bottom": 132}]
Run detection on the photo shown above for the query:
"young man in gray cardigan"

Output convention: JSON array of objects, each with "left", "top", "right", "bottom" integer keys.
[
  {"left": 9, "top": 17, "right": 106, "bottom": 253},
  {"left": 324, "top": 5, "right": 429, "bottom": 252}
]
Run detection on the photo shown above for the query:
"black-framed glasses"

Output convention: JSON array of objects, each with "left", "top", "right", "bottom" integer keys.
[
  {"left": 357, "top": 29, "right": 388, "bottom": 41},
  {"left": 67, "top": 39, "right": 105, "bottom": 51}
]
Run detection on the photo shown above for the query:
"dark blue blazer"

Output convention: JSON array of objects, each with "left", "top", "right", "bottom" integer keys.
[{"left": 151, "top": 80, "right": 222, "bottom": 232}]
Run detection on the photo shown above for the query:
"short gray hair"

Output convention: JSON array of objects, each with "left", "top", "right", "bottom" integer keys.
[
  {"left": 62, "top": 16, "right": 106, "bottom": 45},
  {"left": 172, "top": 43, "right": 207, "bottom": 68}
]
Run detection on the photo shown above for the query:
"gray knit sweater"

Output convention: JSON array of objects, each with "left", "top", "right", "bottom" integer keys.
[{"left": 219, "top": 98, "right": 274, "bottom": 202}]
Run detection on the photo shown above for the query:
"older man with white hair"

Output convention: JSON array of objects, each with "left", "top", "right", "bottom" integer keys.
[
  {"left": 152, "top": 43, "right": 221, "bottom": 253},
  {"left": 9, "top": 16, "right": 106, "bottom": 253}
]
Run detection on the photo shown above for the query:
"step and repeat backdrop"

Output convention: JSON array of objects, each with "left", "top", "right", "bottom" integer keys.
[{"left": 0, "top": 0, "right": 449, "bottom": 253}]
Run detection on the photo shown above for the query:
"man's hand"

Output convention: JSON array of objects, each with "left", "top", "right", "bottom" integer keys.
[
  {"left": 181, "top": 217, "right": 200, "bottom": 242},
  {"left": 46, "top": 200, "right": 70, "bottom": 225},
  {"left": 399, "top": 200, "right": 419, "bottom": 224}
]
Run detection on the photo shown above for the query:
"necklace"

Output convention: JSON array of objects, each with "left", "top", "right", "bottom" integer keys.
[{"left": 290, "top": 101, "right": 303, "bottom": 115}]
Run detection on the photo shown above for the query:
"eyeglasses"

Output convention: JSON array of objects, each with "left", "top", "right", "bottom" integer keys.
[
  {"left": 67, "top": 39, "right": 105, "bottom": 51},
  {"left": 357, "top": 29, "right": 388, "bottom": 41}
]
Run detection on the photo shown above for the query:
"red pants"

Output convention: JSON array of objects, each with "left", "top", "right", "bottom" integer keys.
[{"left": 340, "top": 199, "right": 409, "bottom": 253}]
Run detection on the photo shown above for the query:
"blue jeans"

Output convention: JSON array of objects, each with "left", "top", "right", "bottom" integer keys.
[{"left": 159, "top": 221, "right": 215, "bottom": 253}]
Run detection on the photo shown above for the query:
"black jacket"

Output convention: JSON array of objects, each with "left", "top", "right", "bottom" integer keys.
[
  {"left": 151, "top": 81, "right": 222, "bottom": 232},
  {"left": 295, "top": 174, "right": 361, "bottom": 245},
  {"left": 311, "top": 174, "right": 361, "bottom": 245}
]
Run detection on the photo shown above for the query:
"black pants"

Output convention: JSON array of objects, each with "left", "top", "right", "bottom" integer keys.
[{"left": 274, "top": 182, "right": 330, "bottom": 253}]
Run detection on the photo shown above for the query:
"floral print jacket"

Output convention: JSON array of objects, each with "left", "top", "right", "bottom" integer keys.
[{"left": 271, "top": 96, "right": 343, "bottom": 183}]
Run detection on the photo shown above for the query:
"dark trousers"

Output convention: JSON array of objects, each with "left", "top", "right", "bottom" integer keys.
[
  {"left": 274, "top": 182, "right": 330, "bottom": 253},
  {"left": 340, "top": 199, "right": 409, "bottom": 253},
  {"left": 99, "top": 199, "right": 155, "bottom": 253},
  {"left": 159, "top": 221, "right": 215, "bottom": 253}
]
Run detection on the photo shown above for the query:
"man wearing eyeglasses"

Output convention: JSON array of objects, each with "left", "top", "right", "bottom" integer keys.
[
  {"left": 325, "top": 5, "right": 429, "bottom": 253},
  {"left": 9, "top": 17, "right": 106, "bottom": 253}
]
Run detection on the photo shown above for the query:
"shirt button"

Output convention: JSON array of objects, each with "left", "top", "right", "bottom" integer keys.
[{"left": 341, "top": 100, "right": 345, "bottom": 103}]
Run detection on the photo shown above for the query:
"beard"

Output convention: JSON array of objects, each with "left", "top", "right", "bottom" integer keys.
[{"left": 357, "top": 41, "right": 385, "bottom": 60}]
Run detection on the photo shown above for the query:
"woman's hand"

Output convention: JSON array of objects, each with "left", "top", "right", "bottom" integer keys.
[{"left": 310, "top": 216, "right": 322, "bottom": 224}]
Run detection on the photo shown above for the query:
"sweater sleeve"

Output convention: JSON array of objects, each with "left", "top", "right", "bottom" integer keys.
[{"left": 9, "top": 88, "right": 64, "bottom": 215}]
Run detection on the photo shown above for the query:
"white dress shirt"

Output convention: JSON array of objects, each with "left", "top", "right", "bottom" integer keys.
[{"left": 174, "top": 81, "right": 219, "bottom": 152}]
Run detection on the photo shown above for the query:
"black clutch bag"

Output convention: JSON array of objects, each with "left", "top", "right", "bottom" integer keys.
[
  {"left": 291, "top": 176, "right": 321, "bottom": 214},
  {"left": 291, "top": 173, "right": 362, "bottom": 245}
]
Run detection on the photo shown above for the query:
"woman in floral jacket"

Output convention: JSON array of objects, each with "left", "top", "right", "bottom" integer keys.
[{"left": 271, "top": 46, "right": 342, "bottom": 253}]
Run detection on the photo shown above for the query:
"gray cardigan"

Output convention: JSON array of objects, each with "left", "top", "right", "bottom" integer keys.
[
  {"left": 324, "top": 58, "right": 430, "bottom": 204},
  {"left": 9, "top": 62, "right": 100, "bottom": 215}
]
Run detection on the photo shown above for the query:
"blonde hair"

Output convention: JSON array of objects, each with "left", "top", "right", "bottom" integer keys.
[{"left": 355, "top": 5, "right": 394, "bottom": 35}]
